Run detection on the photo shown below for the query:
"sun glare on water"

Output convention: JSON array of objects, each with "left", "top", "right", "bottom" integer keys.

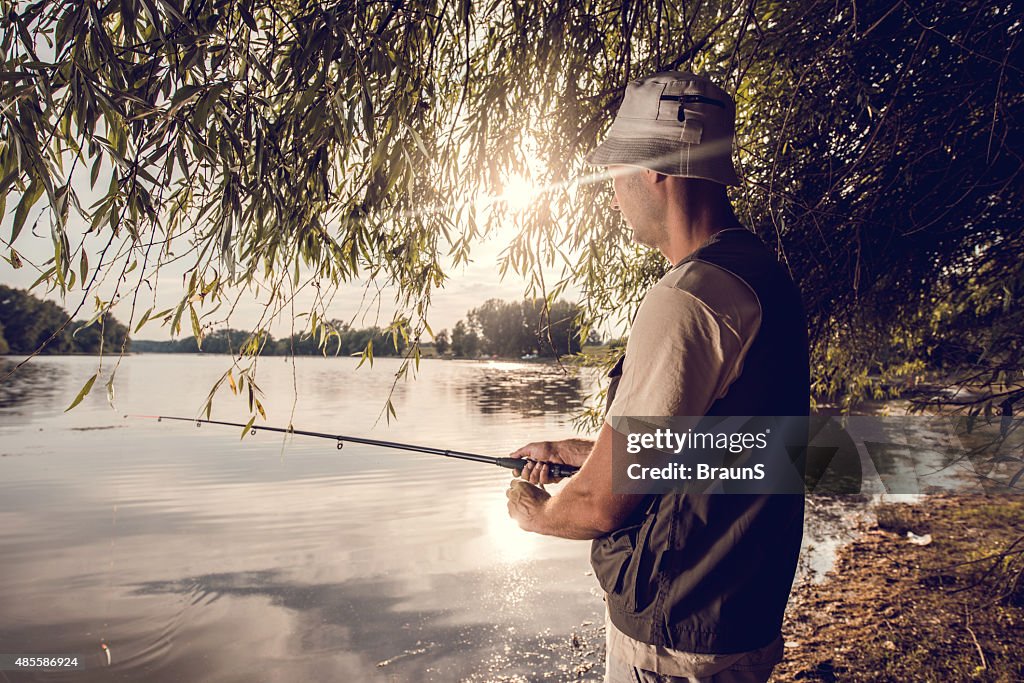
[{"left": 485, "top": 492, "right": 544, "bottom": 561}]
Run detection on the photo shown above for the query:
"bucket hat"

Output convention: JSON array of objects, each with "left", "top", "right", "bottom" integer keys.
[{"left": 585, "top": 71, "right": 741, "bottom": 186}]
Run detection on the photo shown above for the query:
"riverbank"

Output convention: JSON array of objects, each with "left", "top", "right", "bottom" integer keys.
[{"left": 774, "top": 494, "right": 1024, "bottom": 682}]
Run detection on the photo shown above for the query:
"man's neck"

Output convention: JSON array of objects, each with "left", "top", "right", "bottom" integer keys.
[{"left": 659, "top": 193, "right": 738, "bottom": 264}]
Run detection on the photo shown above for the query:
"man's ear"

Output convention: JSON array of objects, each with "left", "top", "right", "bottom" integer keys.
[{"left": 643, "top": 168, "right": 667, "bottom": 184}]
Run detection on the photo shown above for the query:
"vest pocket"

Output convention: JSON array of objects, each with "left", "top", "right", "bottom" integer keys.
[
  {"left": 625, "top": 512, "right": 658, "bottom": 612},
  {"left": 591, "top": 511, "right": 660, "bottom": 615},
  {"left": 591, "top": 522, "right": 640, "bottom": 597}
]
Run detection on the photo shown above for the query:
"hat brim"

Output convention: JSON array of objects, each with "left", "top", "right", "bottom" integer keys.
[{"left": 585, "top": 136, "right": 740, "bottom": 186}]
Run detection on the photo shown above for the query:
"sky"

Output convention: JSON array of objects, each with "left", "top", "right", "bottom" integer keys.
[
  {"left": 0, "top": 23, "right": 626, "bottom": 344},
  {"left": 0, "top": 176, "right": 597, "bottom": 342}
]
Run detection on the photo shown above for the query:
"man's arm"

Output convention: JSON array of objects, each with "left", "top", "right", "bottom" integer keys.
[{"left": 507, "top": 423, "right": 646, "bottom": 540}]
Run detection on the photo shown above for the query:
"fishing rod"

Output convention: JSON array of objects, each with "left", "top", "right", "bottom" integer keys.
[{"left": 126, "top": 414, "right": 579, "bottom": 478}]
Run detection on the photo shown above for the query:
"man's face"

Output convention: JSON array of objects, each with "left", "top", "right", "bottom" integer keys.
[{"left": 609, "top": 166, "right": 667, "bottom": 249}]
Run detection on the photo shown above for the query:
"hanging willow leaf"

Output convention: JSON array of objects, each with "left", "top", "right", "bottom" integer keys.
[
  {"left": 0, "top": 0, "right": 1018, "bottom": 417},
  {"left": 241, "top": 415, "right": 256, "bottom": 439},
  {"left": 189, "top": 304, "right": 202, "bottom": 348},
  {"left": 134, "top": 306, "right": 153, "bottom": 333},
  {"left": 11, "top": 179, "right": 42, "bottom": 244},
  {"left": 65, "top": 373, "right": 97, "bottom": 412},
  {"left": 254, "top": 397, "right": 266, "bottom": 420}
]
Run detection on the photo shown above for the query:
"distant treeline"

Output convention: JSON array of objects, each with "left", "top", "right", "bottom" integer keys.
[
  {"left": 440, "top": 298, "right": 592, "bottom": 358},
  {"left": 0, "top": 286, "right": 591, "bottom": 360},
  {"left": 0, "top": 285, "right": 129, "bottom": 355},
  {"left": 132, "top": 325, "right": 408, "bottom": 357},
  {"left": 137, "top": 298, "right": 591, "bottom": 359}
]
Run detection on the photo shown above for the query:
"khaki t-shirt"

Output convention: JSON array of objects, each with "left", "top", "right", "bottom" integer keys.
[
  {"left": 603, "top": 232, "right": 771, "bottom": 674},
  {"left": 606, "top": 244, "right": 762, "bottom": 420}
]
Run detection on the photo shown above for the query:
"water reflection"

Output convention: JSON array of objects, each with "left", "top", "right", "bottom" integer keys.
[
  {"left": 1, "top": 356, "right": 972, "bottom": 682},
  {"left": 0, "top": 562, "right": 603, "bottom": 683},
  {"left": 0, "top": 358, "right": 65, "bottom": 413},
  {"left": 459, "top": 363, "right": 588, "bottom": 417},
  {"left": 0, "top": 356, "right": 603, "bottom": 683}
]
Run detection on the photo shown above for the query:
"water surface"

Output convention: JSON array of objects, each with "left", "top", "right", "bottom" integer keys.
[
  {"left": 0, "top": 355, "right": 605, "bottom": 682},
  {"left": 1, "top": 355, "right": 935, "bottom": 681}
]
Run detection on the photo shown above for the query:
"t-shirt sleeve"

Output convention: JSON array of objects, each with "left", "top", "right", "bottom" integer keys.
[{"left": 606, "top": 278, "right": 759, "bottom": 421}]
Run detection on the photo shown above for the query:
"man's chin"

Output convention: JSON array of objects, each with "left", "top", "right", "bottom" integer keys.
[
  {"left": 631, "top": 232, "right": 658, "bottom": 249},
  {"left": 622, "top": 221, "right": 661, "bottom": 249}
]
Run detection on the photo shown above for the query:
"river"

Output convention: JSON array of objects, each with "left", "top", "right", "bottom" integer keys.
[{"left": 0, "top": 354, "right": 873, "bottom": 682}]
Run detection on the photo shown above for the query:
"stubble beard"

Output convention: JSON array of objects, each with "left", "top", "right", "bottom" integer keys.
[
  {"left": 621, "top": 174, "right": 668, "bottom": 249},
  {"left": 631, "top": 221, "right": 668, "bottom": 249}
]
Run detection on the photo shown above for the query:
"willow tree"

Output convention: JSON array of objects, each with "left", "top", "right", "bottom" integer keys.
[{"left": 1, "top": 0, "right": 1021, "bottom": 417}]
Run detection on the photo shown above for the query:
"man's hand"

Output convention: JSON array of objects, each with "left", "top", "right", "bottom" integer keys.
[
  {"left": 511, "top": 438, "right": 594, "bottom": 484},
  {"left": 506, "top": 479, "right": 551, "bottom": 532},
  {"left": 505, "top": 424, "right": 643, "bottom": 540}
]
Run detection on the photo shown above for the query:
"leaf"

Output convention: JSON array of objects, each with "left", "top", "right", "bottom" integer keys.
[
  {"left": 169, "top": 83, "right": 203, "bottom": 109},
  {"left": 156, "top": 0, "right": 189, "bottom": 25},
  {"left": 30, "top": 266, "right": 56, "bottom": 289},
  {"left": 241, "top": 414, "right": 256, "bottom": 439},
  {"left": 356, "top": 338, "right": 374, "bottom": 368},
  {"left": 238, "top": 4, "right": 258, "bottom": 31},
  {"left": 106, "top": 373, "right": 116, "bottom": 406},
  {"left": 227, "top": 370, "right": 237, "bottom": 394},
  {"left": 189, "top": 304, "right": 202, "bottom": 347},
  {"left": 11, "top": 179, "right": 43, "bottom": 243},
  {"left": 65, "top": 373, "right": 97, "bottom": 412},
  {"left": 139, "top": 0, "right": 166, "bottom": 41},
  {"left": 79, "top": 249, "right": 88, "bottom": 283},
  {"left": 194, "top": 83, "right": 229, "bottom": 129},
  {"left": 90, "top": 155, "right": 103, "bottom": 188},
  {"left": 0, "top": 169, "right": 19, "bottom": 196},
  {"left": 254, "top": 397, "right": 266, "bottom": 420},
  {"left": 134, "top": 306, "right": 153, "bottom": 333},
  {"left": 79, "top": 301, "right": 108, "bottom": 332},
  {"left": 170, "top": 300, "right": 186, "bottom": 335}
]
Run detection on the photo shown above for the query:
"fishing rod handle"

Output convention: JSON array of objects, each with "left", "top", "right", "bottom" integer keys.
[{"left": 497, "top": 458, "right": 578, "bottom": 478}]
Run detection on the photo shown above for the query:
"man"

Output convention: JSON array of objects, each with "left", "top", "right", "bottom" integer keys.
[{"left": 506, "top": 72, "right": 809, "bottom": 683}]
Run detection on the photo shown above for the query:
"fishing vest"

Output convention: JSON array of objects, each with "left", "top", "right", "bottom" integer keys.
[{"left": 593, "top": 228, "right": 809, "bottom": 654}]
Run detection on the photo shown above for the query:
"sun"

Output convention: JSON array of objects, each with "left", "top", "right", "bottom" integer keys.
[{"left": 497, "top": 174, "right": 540, "bottom": 213}]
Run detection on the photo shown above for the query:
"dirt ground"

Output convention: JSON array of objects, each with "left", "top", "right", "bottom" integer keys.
[{"left": 773, "top": 495, "right": 1024, "bottom": 683}]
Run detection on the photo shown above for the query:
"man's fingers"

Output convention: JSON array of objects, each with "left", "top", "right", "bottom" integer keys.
[
  {"left": 510, "top": 441, "right": 554, "bottom": 461},
  {"left": 513, "top": 460, "right": 561, "bottom": 485},
  {"left": 506, "top": 482, "right": 521, "bottom": 501},
  {"left": 519, "top": 460, "right": 533, "bottom": 481},
  {"left": 509, "top": 444, "right": 536, "bottom": 459},
  {"left": 507, "top": 479, "right": 527, "bottom": 496}
]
